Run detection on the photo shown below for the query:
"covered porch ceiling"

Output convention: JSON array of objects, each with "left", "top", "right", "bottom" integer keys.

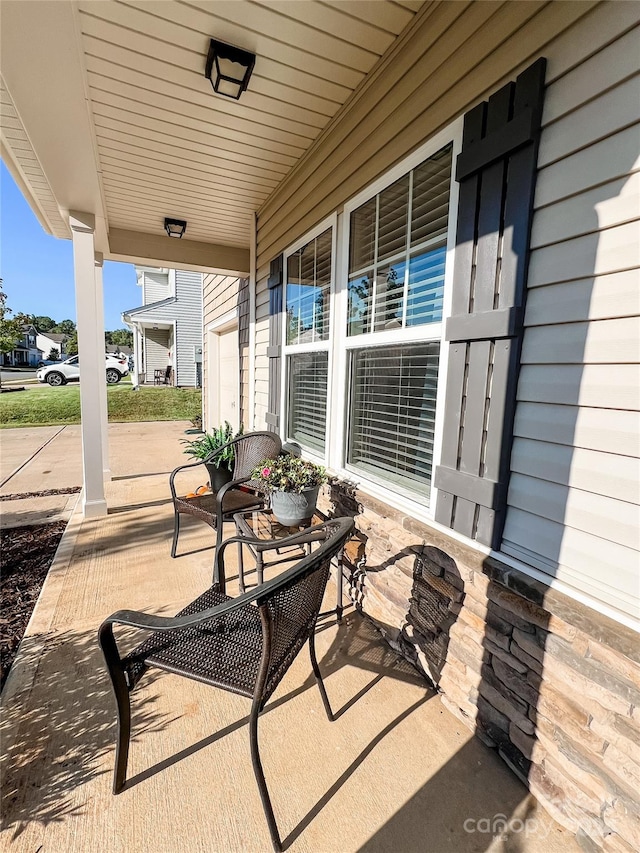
[{"left": 1, "top": 0, "right": 425, "bottom": 274}]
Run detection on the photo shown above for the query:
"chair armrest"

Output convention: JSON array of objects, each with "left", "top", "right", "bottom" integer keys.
[
  {"left": 99, "top": 584, "right": 262, "bottom": 636},
  {"left": 214, "top": 475, "right": 263, "bottom": 531},
  {"left": 169, "top": 459, "right": 208, "bottom": 498},
  {"left": 224, "top": 522, "right": 329, "bottom": 554},
  {"left": 101, "top": 522, "right": 335, "bottom": 637},
  {"left": 217, "top": 474, "right": 252, "bottom": 497},
  {"left": 216, "top": 521, "right": 330, "bottom": 582}
]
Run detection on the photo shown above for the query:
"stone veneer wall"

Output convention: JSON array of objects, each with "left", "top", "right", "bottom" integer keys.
[{"left": 318, "top": 481, "right": 640, "bottom": 853}]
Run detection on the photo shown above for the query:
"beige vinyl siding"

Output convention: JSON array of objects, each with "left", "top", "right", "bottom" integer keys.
[
  {"left": 253, "top": 0, "right": 601, "bottom": 428},
  {"left": 238, "top": 280, "right": 250, "bottom": 429},
  {"left": 501, "top": 14, "right": 640, "bottom": 618},
  {"left": 256, "top": 0, "right": 608, "bottom": 263},
  {"left": 253, "top": 261, "right": 272, "bottom": 429},
  {"left": 252, "top": 0, "right": 639, "bottom": 617}
]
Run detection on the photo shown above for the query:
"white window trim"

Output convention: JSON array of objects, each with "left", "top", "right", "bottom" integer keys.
[
  {"left": 329, "top": 118, "right": 463, "bottom": 518},
  {"left": 280, "top": 213, "right": 338, "bottom": 463}
]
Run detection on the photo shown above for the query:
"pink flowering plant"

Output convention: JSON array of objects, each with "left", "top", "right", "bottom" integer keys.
[{"left": 251, "top": 456, "right": 327, "bottom": 494}]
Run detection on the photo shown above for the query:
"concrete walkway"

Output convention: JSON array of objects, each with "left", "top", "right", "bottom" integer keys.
[
  {"left": 0, "top": 423, "right": 579, "bottom": 853},
  {"left": 1, "top": 426, "right": 83, "bottom": 528}
]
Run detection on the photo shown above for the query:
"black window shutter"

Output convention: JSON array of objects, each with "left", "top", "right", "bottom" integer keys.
[
  {"left": 434, "top": 58, "right": 546, "bottom": 550},
  {"left": 266, "top": 254, "right": 283, "bottom": 433}
]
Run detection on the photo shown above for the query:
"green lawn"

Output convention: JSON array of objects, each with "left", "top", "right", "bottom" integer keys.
[{"left": 0, "top": 381, "right": 202, "bottom": 428}]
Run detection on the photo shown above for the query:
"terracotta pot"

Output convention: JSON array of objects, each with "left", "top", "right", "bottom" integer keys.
[
  {"left": 270, "top": 487, "right": 319, "bottom": 526},
  {"left": 205, "top": 462, "right": 233, "bottom": 492}
]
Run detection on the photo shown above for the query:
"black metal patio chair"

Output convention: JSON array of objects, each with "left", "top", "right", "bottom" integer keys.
[
  {"left": 169, "top": 430, "right": 282, "bottom": 577},
  {"left": 99, "top": 516, "right": 354, "bottom": 852}
]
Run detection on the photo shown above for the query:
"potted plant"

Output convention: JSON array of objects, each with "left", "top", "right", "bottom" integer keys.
[
  {"left": 181, "top": 421, "right": 243, "bottom": 491},
  {"left": 251, "top": 456, "right": 328, "bottom": 526}
]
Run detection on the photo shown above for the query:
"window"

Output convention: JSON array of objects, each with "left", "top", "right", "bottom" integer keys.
[
  {"left": 279, "top": 128, "right": 458, "bottom": 511},
  {"left": 343, "top": 141, "right": 454, "bottom": 504},
  {"left": 347, "top": 144, "right": 451, "bottom": 337},
  {"left": 287, "top": 351, "right": 328, "bottom": 454},
  {"left": 283, "top": 224, "right": 333, "bottom": 456},
  {"left": 347, "top": 343, "right": 440, "bottom": 494}
]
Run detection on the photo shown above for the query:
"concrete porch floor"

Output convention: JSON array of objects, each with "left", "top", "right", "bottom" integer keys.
[{"left": 1, "top": 423, "right": 579, "bottom": 852}]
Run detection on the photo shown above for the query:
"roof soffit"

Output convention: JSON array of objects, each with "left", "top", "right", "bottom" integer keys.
[
  {"left": 0, "top": 1, "right": 107, "bottom": 241},
  {"left": 1, "top": 0, "right": 425, "bottom": 261}
]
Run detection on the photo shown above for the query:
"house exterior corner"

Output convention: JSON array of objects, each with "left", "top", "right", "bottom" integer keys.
[{"left": 241, "top": 2, "right": 640, "bottom": 849}]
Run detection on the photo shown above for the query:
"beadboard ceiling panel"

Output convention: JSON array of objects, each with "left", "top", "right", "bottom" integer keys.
[{"left": 70, "top": 0, "right": 423, "bottom": 247}]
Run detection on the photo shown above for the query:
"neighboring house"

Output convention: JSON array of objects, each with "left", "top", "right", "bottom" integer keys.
[
  {"left": 122, "top": 267, "right": 203, "bottom": 387},
  {"left": 105, "top": 344, "right": 132, "bottom": 357},
  {"left": 3, "top": 323, "right": 41, "bottom": 366},
  {"left": 36, "top": 331, "right": 67, "bottom": 361}
]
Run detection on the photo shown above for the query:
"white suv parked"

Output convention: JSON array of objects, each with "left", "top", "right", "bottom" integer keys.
[{"left": 36, "top": 355, "right": 129, "bottom": 386}]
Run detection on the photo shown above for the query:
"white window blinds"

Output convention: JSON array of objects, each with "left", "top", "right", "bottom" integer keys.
[
  {"left": 347, "top": 343, "right": 440, "bottom": 496},
  {"left": 287, "top": 351, "right": 328, "bottom": 454},
  {"left": 347, "top": 143, "right": 452, "bottom": 336}
]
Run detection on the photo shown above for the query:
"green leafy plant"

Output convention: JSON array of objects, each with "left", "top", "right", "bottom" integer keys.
[
  {"left": 251, "top": 456, "right": 327, "bottom": 494},
  {"left": 181, "top": 421, "right": 243, "bottom": 470}
]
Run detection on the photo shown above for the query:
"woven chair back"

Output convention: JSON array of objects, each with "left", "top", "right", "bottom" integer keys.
[
  {"left": 233, "top": 432, "right": 282, "bottom": 481},
  {"left": 257, "top": 518, "right": 351, "bottom": 704}
]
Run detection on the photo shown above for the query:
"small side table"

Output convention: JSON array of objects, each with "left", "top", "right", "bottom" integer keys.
[{"left": 233, "top": 508, "right": 347, "bottom": 621}]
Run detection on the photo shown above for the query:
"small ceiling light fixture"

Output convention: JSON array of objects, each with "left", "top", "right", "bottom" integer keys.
[
  {"left": 205, "top": 38, "right": 255, "bottom": 100},
  {"left": 164, "top": 217, "right": 187, "bottom": 239}
]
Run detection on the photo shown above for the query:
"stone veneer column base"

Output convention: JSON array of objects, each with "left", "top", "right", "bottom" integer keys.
[{"left": 319, "top": 482, "right": 640, "bottom": 853}]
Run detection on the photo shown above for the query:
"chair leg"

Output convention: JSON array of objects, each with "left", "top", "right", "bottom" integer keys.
[
  {"left": 237, "top": 539, "right": 245, "bottom": 593},
  {"left": 249, "top": 700, "right": 282, "bottom": 853},
  {"left": 112, "top": 675, "right": 132, "bottom": 794},
  {"left": 99, "top": 624, "right": 132, "bottom": 794},
  {"left": 170, "top": 511, "right": 180, "bottom": 558},
  {"left": 309, "top": 630, "right": 334, "bottom": 722},
  {"left": 212, "top": 523, "right": 224, "bottom": 587}
]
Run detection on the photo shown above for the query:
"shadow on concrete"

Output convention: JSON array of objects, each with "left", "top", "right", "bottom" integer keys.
[{"left": 0, "top": 628, "right": 173, "bottom": 839}]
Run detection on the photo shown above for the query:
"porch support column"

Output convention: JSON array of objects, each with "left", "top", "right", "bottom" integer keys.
[
  {"left": 94, "top": 253, "right": 111, "bottom": 480},
  {"left": 131, "top": 324, "right": 140, "bottom": 386},
  {"left": 70, "top": 211, "right": 107, "bottom": 518}
]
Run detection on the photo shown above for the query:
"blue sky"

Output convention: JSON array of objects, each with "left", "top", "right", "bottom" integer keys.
[{"left": 0, "top": 161, "right": 140, "bottom": 329}]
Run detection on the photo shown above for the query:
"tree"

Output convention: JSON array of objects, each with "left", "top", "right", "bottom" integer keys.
[
  {"left": 34, "top": 316, "right": 57, "bottom": 332},
  {"left": 53, "top": 319, "right": 76, "bottom": 336},
  {"left": 105, "top": 328, "right": 133, "bottom": 349},
  {"left": 66, "top": 330, "right": 78, "bottom": 356},
  {"left": 47, "top": 347, "right": 60, "bottom": 361},
  {"left": 0, "top": 282, "right": 28, "bottom": 384}
]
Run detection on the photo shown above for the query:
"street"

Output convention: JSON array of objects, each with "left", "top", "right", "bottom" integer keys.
[{"left": 1, "top": 368, "right": 39, "bottom": 384}]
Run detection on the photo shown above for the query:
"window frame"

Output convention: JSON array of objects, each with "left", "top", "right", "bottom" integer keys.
[
  {"left": 280, "top": 213, "right": 338, "bottom": 464},
  {"left": 331, "top": 119, "right": 463, "bottom": 519}
]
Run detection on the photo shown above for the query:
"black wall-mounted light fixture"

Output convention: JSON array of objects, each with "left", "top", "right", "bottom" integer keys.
[
  {"left": 205, "top": 39, "right": 255, "bottom": 100},
  {"left": 164, "top": 218, "right": 187, "bottom": 239}
]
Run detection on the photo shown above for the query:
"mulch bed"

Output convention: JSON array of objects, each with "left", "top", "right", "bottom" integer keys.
[
  {"left": 0, "top": 521, "right": 67, "bottom": 691},
  {"left": 0, "top": 487, "right": 81, "bottom": 502}
]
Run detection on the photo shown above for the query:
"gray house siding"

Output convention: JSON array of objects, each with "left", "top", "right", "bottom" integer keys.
[
  {"left": 144, "top": 328, "right": 170, "bottom": 379},
  {"left": 129, "top": 268, "right": 203, "bottom": 387},
  {"left": 174, "top": 270, "right": 203, "bottom": 388},
  {"left": 502, "top": 16, "right": 640, "bottom": 617},
  {"left": 142, "top": 271, "right": 171, "bottom": 304}
]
